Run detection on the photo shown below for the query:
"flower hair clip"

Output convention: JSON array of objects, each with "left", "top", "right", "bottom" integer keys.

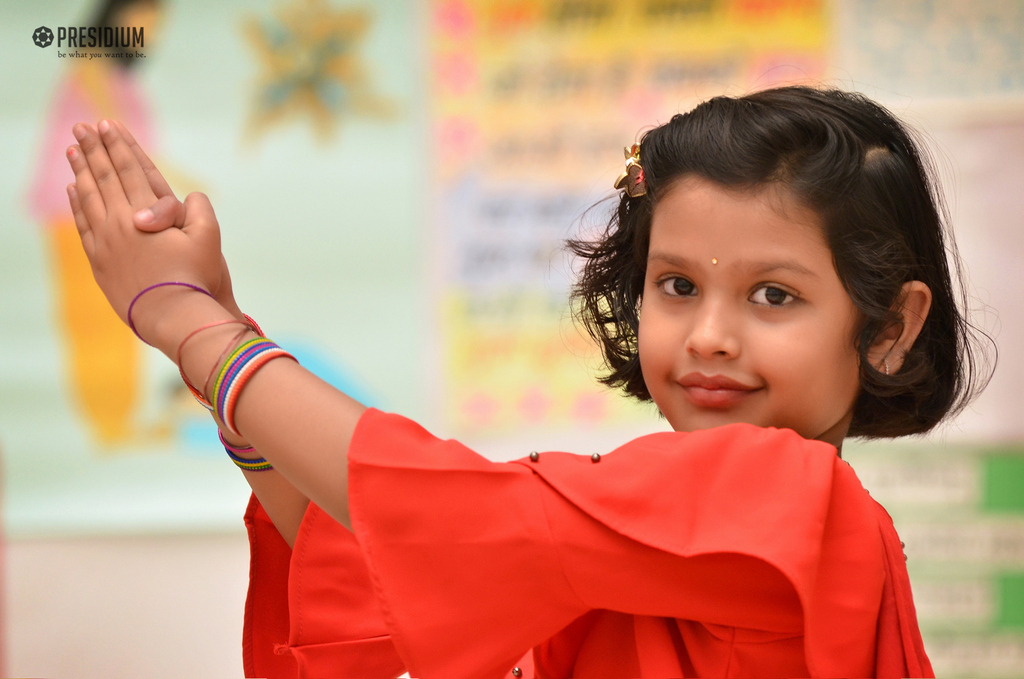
[{"left": 614, "top": 143, "right": 647, "bottom": 198}]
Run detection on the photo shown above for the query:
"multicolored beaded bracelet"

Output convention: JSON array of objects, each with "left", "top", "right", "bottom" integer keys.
[
  {"left": 218, "top": 430, "right": 273, "bottom": 472},
  {"left": 199, "top": 327, "right": 252, "bottom": 406},
  {"left": 211, "top": 337, "right": 297, "bottom": 436},
  {"left": 177, "top": 320, "right": 252, "bottom": 411},
  {"left": 175, "top": 314, "right": 266, "bottom": 412}
]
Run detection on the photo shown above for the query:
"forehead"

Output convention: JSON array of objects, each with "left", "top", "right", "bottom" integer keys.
[{"left": 648, "top": 176, "right": 833, "bottom": 272}]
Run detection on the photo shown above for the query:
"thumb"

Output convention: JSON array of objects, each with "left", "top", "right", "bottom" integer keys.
[
  {"left": 182, "top": 191, "right": 221, "bottom": 247},
  {"left": 134, "top": 195, "right": 184, "bottom": 232}
]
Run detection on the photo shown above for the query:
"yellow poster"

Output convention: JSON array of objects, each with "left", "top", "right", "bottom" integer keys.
[{"left": 430, "top": 0, "right": 829, "bottom": 433}]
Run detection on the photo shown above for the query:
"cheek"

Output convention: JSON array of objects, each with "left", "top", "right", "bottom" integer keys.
[
  {"left": 835, "top": 342, "right": 863, "bottom": 400},
  {"left": 761, "top": 321, "right": 858, "bottom": 391},
  {"left": 637, "top": 302, "right": 674, "bottom": 386},
  {"left": 830, "top": 312, "right": 864, "bottom": 391},
  {"left": 636, "top": 306, "right": 657, "bottom": 379},
  {"left": 784, "top": 321, "right": 861, "bottom": 403}
]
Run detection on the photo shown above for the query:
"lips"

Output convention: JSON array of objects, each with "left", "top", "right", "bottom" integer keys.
[{"left": 678, "top": 372, "right": 760, "bottom": 409}]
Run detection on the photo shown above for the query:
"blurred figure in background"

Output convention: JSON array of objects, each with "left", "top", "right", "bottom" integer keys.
[{"left": 28, "top": 0, "right": 163, "bottom": 446}]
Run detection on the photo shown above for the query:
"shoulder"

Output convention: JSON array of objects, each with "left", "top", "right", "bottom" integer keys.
[{"left": 604, "top": 421, "right": 838, "bottom": 467}]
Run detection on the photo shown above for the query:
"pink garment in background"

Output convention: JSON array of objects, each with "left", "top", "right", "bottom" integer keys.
[{"left": 28, "top": 66, "right": 155, "bottom": 223}]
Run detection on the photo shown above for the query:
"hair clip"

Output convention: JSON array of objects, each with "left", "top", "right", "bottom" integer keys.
[{"left": 614, "top": 144, "right": 647, "bottom": 197}]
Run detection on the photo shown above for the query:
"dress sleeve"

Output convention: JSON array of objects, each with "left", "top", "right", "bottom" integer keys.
[
  {"left": 346, "top": 408, "right": 886, "bottom": 679},
  {"left": 243, "top": 494, "right": 405, "bottom": 679},
  {"left": 872, "top": 501, "right": 935, "bottom": 678}
]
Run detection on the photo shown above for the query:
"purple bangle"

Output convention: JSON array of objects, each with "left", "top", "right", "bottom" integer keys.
[{"left": 127, "top": 282, "right": 213, "bottom": 346}]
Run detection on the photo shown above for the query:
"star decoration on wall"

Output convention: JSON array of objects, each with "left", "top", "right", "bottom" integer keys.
[{"left": 243, "top": 0, "right": 395, "bottom": 143}]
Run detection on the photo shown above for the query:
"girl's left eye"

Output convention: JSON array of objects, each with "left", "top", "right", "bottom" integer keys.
[
  {"left": 659, "top": 277, "right": 696, "bottom": 297},
  {"left": 750, "top": 286, "right": 795, "bottom": 306}
]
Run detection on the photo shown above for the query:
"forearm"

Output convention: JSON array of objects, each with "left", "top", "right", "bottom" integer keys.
[
  {"left": 229, "top": 358, "right": 364, "bottom": 530},
  {"left": 221, "top": 428, "right": 309, "bottom": 548},
  {"left": 65, "top": 119, "right": 361, "bottom": 532},
  {"left": 143, "top": 291, "right": 362, "bottom": 531}
]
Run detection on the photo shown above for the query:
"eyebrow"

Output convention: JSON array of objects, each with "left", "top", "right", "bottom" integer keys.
[{"left": 646, "top": 252, "right": 821, "bottom": 279}]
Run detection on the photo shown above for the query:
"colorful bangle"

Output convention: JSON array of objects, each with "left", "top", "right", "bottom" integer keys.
[
  {"left": 219, "top": 430, "right": 273, "bottom": 472},
  {"left": 176, "top": 319, "right": 257, "bottom": 411},
  {"left": 127, "top": 282, "right": 213, "bottom": 346},
  {"left": 211, "top": 338, "right": 296, "bottom": 436},
  {"left": 203, "top": 326, "right": 260, "bottom": 402}
]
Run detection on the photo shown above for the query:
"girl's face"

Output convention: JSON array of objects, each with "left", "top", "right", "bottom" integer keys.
[{"left": 638, "top": 176, "right": 862, "bottom": 449}]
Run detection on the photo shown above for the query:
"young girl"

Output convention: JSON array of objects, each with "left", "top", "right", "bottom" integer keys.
[{"left": 63, "top": 86, "right": 986, "bottom": 678}]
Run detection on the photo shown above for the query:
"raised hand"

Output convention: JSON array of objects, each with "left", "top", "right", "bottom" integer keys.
[
  {"left": 111, "top": 121, "right": 244, "bottom": 321},
  {"left": 65, "top": 121, "right": 339, "bottom": 545},
  {"left": 65, "top": 120, "right": 235, "bottom": 345}
]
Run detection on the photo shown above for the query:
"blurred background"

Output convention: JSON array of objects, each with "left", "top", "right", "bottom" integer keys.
[{"left": 1, "top": 0, "right": 1022, "bottom": 676}]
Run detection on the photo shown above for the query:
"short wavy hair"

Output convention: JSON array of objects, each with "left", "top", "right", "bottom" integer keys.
[{"left": 567, "top": 86, "right": 993, "bottom": 438}]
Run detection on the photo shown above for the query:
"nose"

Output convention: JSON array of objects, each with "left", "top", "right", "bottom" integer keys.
[{"left": 684, "top": 298, "right": 741, "bottom": 360}]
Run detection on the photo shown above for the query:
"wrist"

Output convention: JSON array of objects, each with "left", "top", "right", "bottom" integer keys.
[
  {"left": 178, "top": 324, "right": 258, "bottom": 402},
  {"left": 134, "top": 286, "right": 236, "bottom": 358}
]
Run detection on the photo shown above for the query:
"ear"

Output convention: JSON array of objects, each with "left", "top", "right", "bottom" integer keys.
[{"left": 867, "top": 281, "right": 932, "bottom": 374}]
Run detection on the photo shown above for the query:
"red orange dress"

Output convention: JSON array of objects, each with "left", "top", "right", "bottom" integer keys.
[{"left": 242, "top": 408, "right": 934, "bottom": 678}]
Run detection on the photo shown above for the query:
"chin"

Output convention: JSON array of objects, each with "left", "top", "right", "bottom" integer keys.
[{"left": 666, "top": 410, "right": 764, "bottom": 433}]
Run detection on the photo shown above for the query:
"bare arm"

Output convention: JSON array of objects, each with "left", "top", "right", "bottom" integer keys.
[
  {"left": 108, "top": 120, "right": 314, "bottom": 547},
  {"left": 66, "top": 119, "right": 359, "bottom": 532},
  {"left": 224, "top": 429, "right": 310, "bottom": 548}
]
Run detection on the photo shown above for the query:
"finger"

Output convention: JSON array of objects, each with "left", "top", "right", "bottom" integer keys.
[
  {"left": 66, "top": 141, "right": 107, "bottom": 229},
  {"left": 97, "top": 119, "right": 156, "bottom": 207},
  {"left": 134, "top": 195, "right": 185, "bottom": 232},
  {"left": 182, "top": 192, "right": 223, "bottom": 267},
  {"left": 181, "top": 192, "right": 219, "bottom": 238},
  {"left": 73, "top": 122, "right": 127, "bottom": 211},
  {"left": 66, "top": 182, "right": 88, "bottom": 235},
  {"left": 115, "top": 120, "right": 175, "bottom": 199},
  {"left": 66, "top": 183, "right": 95, "bottom": 256}
]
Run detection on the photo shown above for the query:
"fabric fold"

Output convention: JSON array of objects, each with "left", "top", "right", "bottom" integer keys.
[
  {"left": 347, "top": 409, "right": 887, "bottom": 677},
  {"left": 243, "top": 496, "right": 405, "bottom": 678},
  {"left": 244, "top": 407, "right": 932, "bottom": 678}
]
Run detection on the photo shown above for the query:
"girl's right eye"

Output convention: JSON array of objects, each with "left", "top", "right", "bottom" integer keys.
[{"left": 659, "top": 277, "right": 696, "bottom": 297}]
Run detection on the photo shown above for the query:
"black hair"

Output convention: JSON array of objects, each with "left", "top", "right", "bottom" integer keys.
[
  {"left": 87, "top": 0, "right": 159, "bottom": 70},
  {"left": 567, "top": 86, "right": 993, "bottom": 438}
]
